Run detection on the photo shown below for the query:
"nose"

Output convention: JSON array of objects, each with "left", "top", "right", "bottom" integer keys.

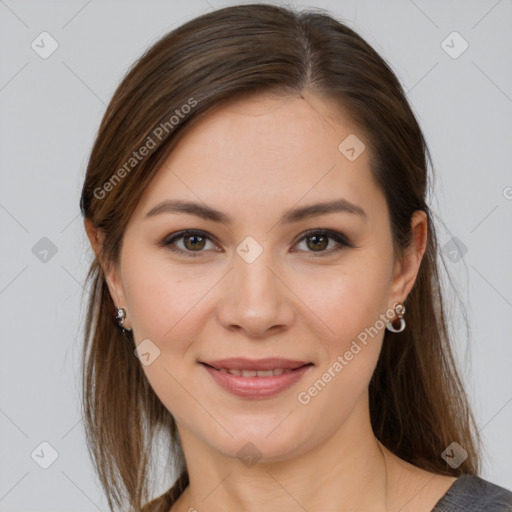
[{"left": 216, "top": 249, "right": 295, "bottom": 339}]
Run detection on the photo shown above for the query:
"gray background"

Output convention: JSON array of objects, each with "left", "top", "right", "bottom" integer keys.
[{"left": 1, "top": 0, "right": 511, "bottom": 510}]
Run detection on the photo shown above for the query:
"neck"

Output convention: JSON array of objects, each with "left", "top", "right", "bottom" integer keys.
[{"left": 172, "top": 396, "right": 391, "bottom": 512}]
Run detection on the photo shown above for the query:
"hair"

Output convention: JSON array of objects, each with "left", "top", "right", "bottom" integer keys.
[{"left": 79, "top": 3, "right": 481, "bottom": 511}]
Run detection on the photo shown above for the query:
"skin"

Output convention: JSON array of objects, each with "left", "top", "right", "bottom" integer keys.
[{"left": 85, "top": 92, "right": 457, "bottom": 511}]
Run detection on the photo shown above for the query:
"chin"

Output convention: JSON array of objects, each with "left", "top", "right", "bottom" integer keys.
[{"left": 205, "top": 419, "right": 312, "bottom": 464}]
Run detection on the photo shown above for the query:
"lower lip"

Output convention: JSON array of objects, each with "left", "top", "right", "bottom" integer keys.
[{"left": 201, "top": 363, "right": 313, "bottom": 398}]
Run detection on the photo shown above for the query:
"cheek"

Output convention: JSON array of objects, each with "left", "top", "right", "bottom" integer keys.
[
  {"left": 294, "top": 272, "right": 388, "bottom": 423},
  {"left": 292, "top": 258, "right": 391, "bottom": 349},
  {"left": 290, "top": 258, "right": 392, "bottom": 415},
  {"left": 123, "top": 251, "right": 215, "bottom": 347},
  {"left": 121, "top": 257, "right": 208, "bottom": 422},
  {"left": 120, "top": 239, "right": 392, "bottom": 426}
]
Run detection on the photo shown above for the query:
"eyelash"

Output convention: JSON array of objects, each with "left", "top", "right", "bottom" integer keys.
[{"left": 160, "top": 229, "right": 355, "bottom": 258}]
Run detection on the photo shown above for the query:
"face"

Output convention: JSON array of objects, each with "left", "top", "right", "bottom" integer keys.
[{"left": 91, "top": 92, "right": 426, "bottom": 463}]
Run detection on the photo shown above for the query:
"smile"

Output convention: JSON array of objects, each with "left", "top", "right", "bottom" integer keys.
[
  {"left": 216, "top": 368, "right": 292, "bottom": 377},
  {"left": 199, "top": 358, "right": 314, "bottom": 398}
]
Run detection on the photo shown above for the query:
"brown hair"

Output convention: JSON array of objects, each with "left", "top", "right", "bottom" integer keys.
[{"left": 79, "top": 3, "right": 481, "bottom": 511}]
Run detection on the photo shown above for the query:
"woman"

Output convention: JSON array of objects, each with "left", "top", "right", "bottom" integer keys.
[{"left": 80, "top": 4, "right": 512, "bottom": 511}]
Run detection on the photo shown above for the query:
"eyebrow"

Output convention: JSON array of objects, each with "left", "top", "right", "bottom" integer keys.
[{"left": 144, "top": 198, "right": 366, "bottom": 224}]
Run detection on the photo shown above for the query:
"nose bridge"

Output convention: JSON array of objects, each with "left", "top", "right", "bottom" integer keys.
[
  {"left": 217, "top": 236, "right": 293, "bottom": 336},
  {"left": 234, "top": 237, "right": 279, "bottom": 299}
]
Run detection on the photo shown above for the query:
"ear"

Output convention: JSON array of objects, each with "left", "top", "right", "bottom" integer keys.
[
  {"left": 389, "top": 210, "right": 428, "bottom": 305},
  {"left": 84, "top": 218, "right": 130, "bottom": 328}
]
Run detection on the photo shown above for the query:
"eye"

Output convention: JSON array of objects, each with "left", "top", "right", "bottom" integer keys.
[
  {"left": 161, "top": 230, "right": 218, "bottom": 258},
  {"left": 293, "top": 229, "right": 354, "bottom": 256},
  {"left": 161, "top": 228, "right": 354, "bottom": 258}
]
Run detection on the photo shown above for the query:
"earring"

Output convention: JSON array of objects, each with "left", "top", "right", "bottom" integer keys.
[
  {"left": 386, "top": 302, "right": 406, "bottom": 333},
  {"left": 114, "top": 306, "right": 132, "bottom": 332}
]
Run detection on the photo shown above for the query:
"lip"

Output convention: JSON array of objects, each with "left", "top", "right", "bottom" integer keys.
[
  {"left": 201, "top": 357, "right": 310, "bottom": 371},
  {"left": 200, "top": 358, "right": 313, "bottom": 399}
]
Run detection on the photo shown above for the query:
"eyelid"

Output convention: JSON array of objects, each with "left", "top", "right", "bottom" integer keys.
[
  {"left": 161, "top": 229, "right": 219, "bottom": 257},
  {"left": 161, "top": 228, "right": 355, "bottom": 257},
  {"left": 293, "top": 228, "right": 355, "bottom": 250}
]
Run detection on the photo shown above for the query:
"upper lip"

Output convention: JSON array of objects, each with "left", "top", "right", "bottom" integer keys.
[{"left": 200, "top": 358, "right": 312, "bottom": 371}]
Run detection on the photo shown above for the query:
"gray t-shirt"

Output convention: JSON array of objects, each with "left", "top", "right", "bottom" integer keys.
[{"left": 432, "top": 475, "right": 512, "bottom": 511}]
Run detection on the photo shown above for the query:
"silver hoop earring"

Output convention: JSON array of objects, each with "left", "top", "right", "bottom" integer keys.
[
  {"left": 386, "top": 302, "right": 406, "bottom": 333},
  {"left": 114, "top": 306, "right": 132, "bottom": 332}
]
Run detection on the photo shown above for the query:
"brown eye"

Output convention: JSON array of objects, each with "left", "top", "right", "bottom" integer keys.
[
  {"left": 162, "top": 228, "right": 354, "bottom": 259},
  {"left": 162, "top": 230, "right": 217, "bottom": 258},
  {"left": 305, "top": 233, "right": 329, "bottom": 251},
  {"left": 294, "top": 229, "right": 354, "bottom": 256},
  {"left": 183, "top": 234, "right": 207, "bottom": 251}
]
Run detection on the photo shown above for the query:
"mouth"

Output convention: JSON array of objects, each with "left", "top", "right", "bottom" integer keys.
[{"left": 199, "top": 358, "right": 314, "bottom": 398}]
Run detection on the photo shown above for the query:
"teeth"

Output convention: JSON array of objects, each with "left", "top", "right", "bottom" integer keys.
[
  {"left": 218, "top": 368, "right": 294, "bottom": 376},
  {"left": 254, "top": 370, "right": 273, "bottom": 377}
]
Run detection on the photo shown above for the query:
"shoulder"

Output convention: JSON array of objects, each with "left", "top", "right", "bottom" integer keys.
[{"left": 432, "top": 474, "right": 512, "bottom": 512}]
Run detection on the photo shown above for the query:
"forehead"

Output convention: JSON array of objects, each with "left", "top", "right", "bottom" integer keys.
[{"left": 133, "top": 93, "right": 385, "bottom": 224}]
